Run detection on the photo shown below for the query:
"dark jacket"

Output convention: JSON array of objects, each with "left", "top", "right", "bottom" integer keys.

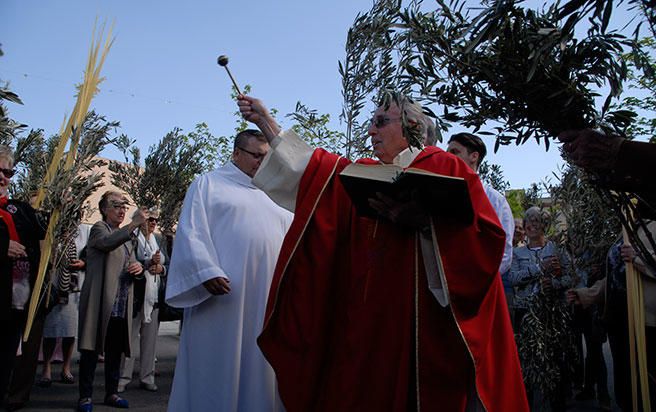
[{"left": 0, "top": 199, "right": 47, "bottom": 321}]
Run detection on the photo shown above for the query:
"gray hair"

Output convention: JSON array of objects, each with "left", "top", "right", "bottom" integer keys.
[
  {"left": 0, "top": 145, "right": 15, "bottom": 167},
  {"left": 378, "top": 91, "right": 436, "bottom": 149},
  {"left": 523, "top": 206, "right": 551, "bottom": 229}
]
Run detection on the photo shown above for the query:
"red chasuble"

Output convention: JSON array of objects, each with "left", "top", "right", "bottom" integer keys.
[{"left": 258, "top": 146, "right": 528, "bottom": 412}]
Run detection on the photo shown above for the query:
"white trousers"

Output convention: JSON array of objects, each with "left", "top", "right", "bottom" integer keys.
[{"left": 119, "top": 307, "right": 159, "bottom": 385}]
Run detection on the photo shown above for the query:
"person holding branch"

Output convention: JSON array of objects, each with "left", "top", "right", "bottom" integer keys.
[
  {"left": 237, "top": 92, "right": 528, "bottom": 412},
  {"left": 76, "top": 191, "right": 145, "bottom": 412}
]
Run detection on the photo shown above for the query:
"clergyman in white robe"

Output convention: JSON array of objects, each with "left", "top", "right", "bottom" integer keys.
[{"left": 165, "top": 161, "right": 292, "bottom": 412}]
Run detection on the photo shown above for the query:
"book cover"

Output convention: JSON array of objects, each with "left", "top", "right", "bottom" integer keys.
[{"left": 339, "top": 163, "right": 474, "bottom": 224}]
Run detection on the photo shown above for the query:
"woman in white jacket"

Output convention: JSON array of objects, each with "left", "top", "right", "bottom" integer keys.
[{"left": 118, "top": 208, "right": 167, "bottom": 393}]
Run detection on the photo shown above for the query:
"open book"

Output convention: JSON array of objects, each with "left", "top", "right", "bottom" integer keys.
[{"left": 339, "top": 163, "right": 474, "bottom": 224}]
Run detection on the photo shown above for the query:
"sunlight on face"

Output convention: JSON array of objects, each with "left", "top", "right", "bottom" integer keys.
[{"left": 367, "top": 104, "right": 409, "bottom": 164}]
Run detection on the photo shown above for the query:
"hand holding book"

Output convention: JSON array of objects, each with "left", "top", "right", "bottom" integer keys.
[
  {"left": 339, "top": 163, "right": 474, "bottom": 225},
  {"left": 368, "top": 191, "right": 431, "bottom": 230}
]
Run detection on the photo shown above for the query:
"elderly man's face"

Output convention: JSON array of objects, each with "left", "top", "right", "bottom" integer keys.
[
  {"left": 368, "top": 104, "right": 409, "bottom": 164},
  {"left": 232, "top": 137, "right": 270, "bottom": 178}
]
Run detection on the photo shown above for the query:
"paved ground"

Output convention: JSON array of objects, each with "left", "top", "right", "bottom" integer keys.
[
  {"left": 16, "top": 321, "right": 180, "bottom": 412},
  {"left": 11, "top": 322, "right": 623, "bottom": 411}
]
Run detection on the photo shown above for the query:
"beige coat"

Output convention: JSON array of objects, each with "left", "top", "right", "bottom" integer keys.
[{"left": 78, "top": 220, "right": 138, "bottom": 355}]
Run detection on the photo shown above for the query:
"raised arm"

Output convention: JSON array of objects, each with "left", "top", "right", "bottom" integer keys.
[
  {"left": 88, "top": 210, "right": 145, "bottom": 252},
  {"left": 236, "top": 95, "right": 315, "bottom": 213},
  {"left": 237, "top": 95, "right": 281, "bottom": 142}
]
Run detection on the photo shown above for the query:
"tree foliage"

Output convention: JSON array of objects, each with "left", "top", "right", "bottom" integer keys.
[
  {"left": 622, "top": 37, "right": 656, "bottom": 142},
  {"left": 340, "top": 0, "right": 656, "bottom": 273},
  {"left": 4, "top": 111, "right": 118, "bottom": 272},
  {"left": 340, "top": 0, "right": 651, "bottom": 153},
  {"left": 478, "top": 160, "right": 509, "bottom": 192},
  {"left": 287, "top": 102, "right": 344, "bottom": 153},
  {"left": 109, "top": 123, "right": 222, "bottom": 233},
  {"left": 518, "top": 288, "right": 578, "bottom": 408},
  {"left": 548, "top": 165, "right": 621, "bottom": 277},
  {"left": 38, "top": 112, "right": 119, "bottom": 270}
]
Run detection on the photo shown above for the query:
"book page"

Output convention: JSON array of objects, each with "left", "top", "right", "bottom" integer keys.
[{"left": 340, "top": 163, "right": 403, "bottom": 183}]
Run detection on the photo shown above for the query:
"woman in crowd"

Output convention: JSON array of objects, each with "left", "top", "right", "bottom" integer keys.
[
  {"left": 509, "top": 206, "right": 574, "bottom": 411},
  {"left": 118, "top": 208, "right": 167, "bottom": 393},
  {"left": 40, "top": 224, "right": 91, "bottom": 387},
  {"left": 0, "top": 146, "right": 47, "bottom": 405},
  {"left": 76, "top": 191, "right": 145, "bottom": 412},
  {"left": 509, "top": 207, "right": 573, "bottom": 324}
]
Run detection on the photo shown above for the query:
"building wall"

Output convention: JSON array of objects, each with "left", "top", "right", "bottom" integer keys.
[{"left": 81, "top": 156, "right": 138, "bottom": 224}]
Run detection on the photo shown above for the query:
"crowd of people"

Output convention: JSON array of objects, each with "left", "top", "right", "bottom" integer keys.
[
  {"left": 0, "top": 148, "right": 175, "bottom": 411},
  {"left": 0, "top": 90, "right": 654, "bottom": 412}
]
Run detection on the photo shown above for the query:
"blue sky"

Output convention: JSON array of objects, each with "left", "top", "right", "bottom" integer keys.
[{"left": 2, "top": 0, "right": 632, "bottom": 190}]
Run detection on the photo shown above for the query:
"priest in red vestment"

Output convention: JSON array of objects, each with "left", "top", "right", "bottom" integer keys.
[{"left": 238, "top": 91, "right": 529, "bottom": 412}]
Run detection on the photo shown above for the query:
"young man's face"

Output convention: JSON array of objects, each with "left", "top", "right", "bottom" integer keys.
[
  {"left": 446, "top": 141, "right": 479, "bottom": 172},
  {"left": 232, "top": 137, "right": 270, "bottom": 178},
  {"left": 368, "top": 104, "right": 409, "bottom": 164}
]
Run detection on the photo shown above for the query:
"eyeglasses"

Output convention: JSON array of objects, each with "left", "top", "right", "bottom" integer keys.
[
  {"left": 0, "top": 168, "right": 16, "bottom": 178},
  {"left": 369, "top": 115, "right": 401, "bottom": 129},
  {"left": 148, "top": 217, "right": 158, "bottom": 223},
  {"left": 237, "top": 146, "right": 267, "bottom": 161},
  {"left": 109, "top": 201, "right": 128, "bottom": 211}
]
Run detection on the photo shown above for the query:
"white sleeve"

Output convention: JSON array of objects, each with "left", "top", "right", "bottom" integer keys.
[
  {"left": 165, "top": 176, "right": 229, "bottom": 308},
  {"left": 252, "top": 129, "right": 314, "bottom": 213},
  {"left": 485, "top": 186, "right": 515, "bottom": 274},
  {"left": 497, "top": 199, "right": 515, "bottom": 275}
]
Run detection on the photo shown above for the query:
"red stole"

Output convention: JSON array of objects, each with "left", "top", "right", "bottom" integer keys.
[
  {"left": 0, "top": 196, "right": 20, "bottom": 241},
  {"left": 258, "top": 147, "right": 529, "bottom": 411}
]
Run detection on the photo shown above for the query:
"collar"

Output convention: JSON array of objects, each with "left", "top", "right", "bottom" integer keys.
[
  {"left": 390, "top": 146, "right": 423, "bottom": 168},
  {"left": 226, "top": 161, "right": 257, "bottom": 189}
]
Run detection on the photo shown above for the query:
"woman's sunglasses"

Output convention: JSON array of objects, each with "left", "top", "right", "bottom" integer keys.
[{"left": 0, "top": 168, "right": 16, "bottom": 178}]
